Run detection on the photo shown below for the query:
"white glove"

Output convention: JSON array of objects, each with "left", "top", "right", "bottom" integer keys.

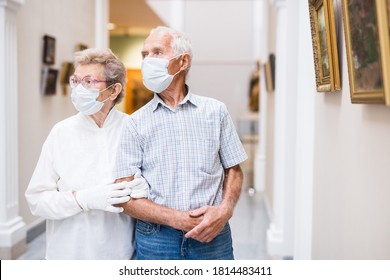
[
  {"left": 127, "top": 172, "right": 149, "bottom": 199},
  {"left": 75, "top": 181, "right": 132, "bottom": 213}
]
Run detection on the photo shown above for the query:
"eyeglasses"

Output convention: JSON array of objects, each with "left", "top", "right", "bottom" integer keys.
[{"left": 69, "top": 75, "right": 110, "bottom": 89}]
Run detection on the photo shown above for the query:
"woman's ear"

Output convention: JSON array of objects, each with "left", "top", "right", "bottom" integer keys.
[{"left": 110, "top": 83, "right": 122, "bottom": 99}]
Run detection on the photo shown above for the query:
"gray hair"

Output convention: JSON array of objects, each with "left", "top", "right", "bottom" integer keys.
[
  {"left": 73, "top": 48, "right": 127, "bottom": 104},
  {"left": 150, "top": 26, "right": 193, "bottom": 71}
]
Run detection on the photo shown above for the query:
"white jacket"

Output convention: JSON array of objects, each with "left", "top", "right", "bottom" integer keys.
[{"left": 26, "top": 109, "right": 135, "bottom": 260}]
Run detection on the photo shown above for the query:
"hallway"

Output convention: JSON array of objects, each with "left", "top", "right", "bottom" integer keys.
[{"left": 18, "top": 188, "right": 269, "bottom": 260}]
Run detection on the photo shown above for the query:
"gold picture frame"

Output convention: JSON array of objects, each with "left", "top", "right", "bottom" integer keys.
[
  {"left": 342, "top": 0, "right": 390, "bottom": 105},
  {"left": 123, "top": 69, "right": 154, "bottom": 114},
  {"left": 308, "top": 0, "right": 341, "bottom": 92},
  {"left": 265, "top": 53, "right": 275, "bottom": 93},
  {"left": 59, "top": 62, "right": 75, "bottom": 96}
]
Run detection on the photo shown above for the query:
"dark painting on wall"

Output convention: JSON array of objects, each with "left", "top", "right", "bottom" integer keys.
[{"left": 43, "top": 35, "right": 56, "bottom": 65}]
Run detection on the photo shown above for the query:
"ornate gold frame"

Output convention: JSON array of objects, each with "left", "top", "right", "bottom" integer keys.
[
  {"left": 309, "top": 0, "right": 341, "bottom": 92},
  {"left": 265, "top": 54, "right": 275, "bottom": 93},
  {"left": 342, "top": 0, "right": 390, "bottom": 104}
]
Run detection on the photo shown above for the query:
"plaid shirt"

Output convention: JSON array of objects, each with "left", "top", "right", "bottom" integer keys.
[{"left": 114, "top": 89, "right": 247, "bottom": 211}]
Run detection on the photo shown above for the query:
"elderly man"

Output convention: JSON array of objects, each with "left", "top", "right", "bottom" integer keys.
[{"left": 115, "top": 26, "right": 247, "bottom": 260}]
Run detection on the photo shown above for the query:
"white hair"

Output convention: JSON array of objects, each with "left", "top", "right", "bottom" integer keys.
[{"left": 150, "top": 26, "right": 193, "bottom": 68}]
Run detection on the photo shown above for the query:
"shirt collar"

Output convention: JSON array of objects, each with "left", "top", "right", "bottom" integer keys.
[
  {"left": 151, "top": 85, "right": 198, "bottom": 112},
  {"left": 79, "top": 106, "right": 120, "bottom": 128}
]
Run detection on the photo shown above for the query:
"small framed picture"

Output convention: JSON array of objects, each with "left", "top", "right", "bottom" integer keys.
[
  {"left": 342, "top": 0, "right": 390, "bottom": 105},
  {"left": 308, "top": 0, "right": 341, "bottom": 92},
  {"left": 59, "top": 62, "right": 75, "bottom": 85},
  {"left": 41, "top": 67, "right": 58, "bottom": 96},
  {"left": 43, "top": 35, "right": 56, "bottom": 65},
  {"left": 59, "top": 62, "right": 75, "bottom": 95},
  {"left": 265, "top": 53, "right": 275, "bottom": 93},
  {"left": 75, "top": 43, "right": 88, "bottom": 52}
]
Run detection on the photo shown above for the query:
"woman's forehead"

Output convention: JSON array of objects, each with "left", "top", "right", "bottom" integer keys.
[{"left": 74, "top": 64, "right": 104, "bottom": 77}]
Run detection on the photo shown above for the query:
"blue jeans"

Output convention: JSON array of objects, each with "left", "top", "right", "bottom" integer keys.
[{"left": 135, "top": 220, "right": 234, "bottom": 260}]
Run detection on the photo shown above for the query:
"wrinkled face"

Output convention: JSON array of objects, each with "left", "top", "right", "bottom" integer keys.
[
  {"left": 141, "top": 31, "right": 182, "bottom": 75},
  {"left": 141, "top": 31, "right": 173, "bottom": 59},
  {"left": 72, "top": 64, "right": 113, "bottom": 101}
]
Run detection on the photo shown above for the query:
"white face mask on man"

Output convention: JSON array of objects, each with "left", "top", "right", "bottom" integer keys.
[
  {"left": 71, "top": 84, "right": 113, "bottom": 115},
  {"left": 141, "top": 54, "right": 185, "bottom": 93}
]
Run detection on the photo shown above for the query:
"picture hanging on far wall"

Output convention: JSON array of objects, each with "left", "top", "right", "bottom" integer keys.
[
  {"left": 342, "top": 0, "right": 390, "bottom": 105},
  {"left": 75, "top": 43, "right": 88, "bottom": 52},
  {"left": 41, "top": 67, "right": 58, "bottom": 96},
  {"left": 308, "top": 0, "right": 341, "bottom": 92},
  {"left": 43, "top": 35, "right": 56, "bottom": 65},
  {"left": 59, "top": 62, "right": 75, "bottom": 96},
  {"left": 265, "top": 53, "right": 275, "bottom": 93},
  {"left": 122, "top": 69, "right": 154, "bottom": 114}
]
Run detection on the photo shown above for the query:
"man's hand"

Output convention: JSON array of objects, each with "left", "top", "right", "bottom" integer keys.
[
  {"left": 184, "top": 204, "right": 232, "bottom": 243},
  {"left": 170, "top": 210, "right": 204, "bottom": 232},
  {"left": 185, "top": 164, "right": 244, "bottom": 243}
]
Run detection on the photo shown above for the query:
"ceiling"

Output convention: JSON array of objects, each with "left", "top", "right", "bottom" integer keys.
[{"left": 109, "top": 0, "right": 165, "bottom": 36}]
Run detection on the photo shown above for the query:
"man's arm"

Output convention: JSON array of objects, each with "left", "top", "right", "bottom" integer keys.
[
  {"left": 116, "top": 177, "right": 202, "bottom": 232},
  {"left": 184, "top": 164, "right": 243, "bottom": 242}
]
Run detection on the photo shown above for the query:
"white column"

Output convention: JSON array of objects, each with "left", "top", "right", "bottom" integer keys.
[
  {"left": 254, "top": 0, "right": 269, "bottom": 193},
  {"left": 95, "top": 0, "right": 108, "bottom": 49},
  {"left": 0, "top": 0, "right": 26, "bottom": 260},
  {"left": 147, "top": 0, "right": 185, "bottom": 31},
  {"left": 266, "top": 0, "right": 296, "bottom": 258},
  {"left": 293, "top": 0, "right": 319, "bottom": 260},
  {"left": 170, "top": 0, "right": 184, "bottom": 31}
]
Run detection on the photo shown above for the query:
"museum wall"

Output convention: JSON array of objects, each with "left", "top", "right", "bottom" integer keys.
[
  {"left": 307, "top": 0, "right": 390, "bottom": 259},
  {"left": 17, "top": 0, "right": 96, "bottom": 228}
]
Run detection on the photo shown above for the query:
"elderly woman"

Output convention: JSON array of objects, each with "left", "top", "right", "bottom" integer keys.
[{"left": 25, "top": 48, "right": 147, "bottom": 260}]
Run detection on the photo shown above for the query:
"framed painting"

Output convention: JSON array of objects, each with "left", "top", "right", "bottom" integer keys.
[
  {"left": 308, "top": 0, "right": 341, "bottom": 92},
  {"left": 41, "top": 67, "right": 58, "bottom": 96},
  {"left": 376, "top": 0, "right": 390, "bottom": 105},
  {"left": 75, "top": 43, "right": 88, "bottom": 52},
  {"left": 59, "top": 62, "right": 75, "bottom": 95},
  {"left": 342, "top": 0, "right": 389, "bottom": 104},
  {"left": 43, "top": 35, "right": 56, "bottom": 65},
  {"left": 122, "top": 69, "right": 154, "bottom": 114},
  {"left": 265, "top": 53, "right": 275, "bottom": 93}
]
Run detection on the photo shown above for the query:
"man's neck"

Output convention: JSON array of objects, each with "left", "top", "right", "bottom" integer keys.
[{"left": 158, "top": 84, "right": 187, "bottom": 109}]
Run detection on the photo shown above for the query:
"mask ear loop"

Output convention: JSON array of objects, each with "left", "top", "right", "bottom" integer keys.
[
  {"left": 170, "top": 53, "right": 189, "bottom": 76},
  {"left": 99, "top": 82, "right": 116, "bottom": 93},
  {"left": 99, "top": 83, "right": 118, "bottom": 103}
]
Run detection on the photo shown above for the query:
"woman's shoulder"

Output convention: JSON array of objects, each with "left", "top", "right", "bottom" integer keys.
[{"left": 52, "top": 114, "right": 80, "bottom": 130}]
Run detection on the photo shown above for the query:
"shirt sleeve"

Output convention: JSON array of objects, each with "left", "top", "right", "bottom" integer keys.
[
  {"left": 25, "top": 130, "right": 82, "bottom": 220},
  {"left": 219, "top": 104, "right": 248, "bottom": 169},
  {"left": 114, "top": 117, "right": 142, "bottom": 179}
]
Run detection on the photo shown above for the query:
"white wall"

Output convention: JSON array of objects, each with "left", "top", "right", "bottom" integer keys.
[
  {"left": 262, "top": 0, "right": 390, "bottom": 259},
  {"left": 298, "top": 0, "right": 390, "bottom": 259},
  {"left": 312, "top": 35, "right": 390, "bottom": 259},
  {"left": 185, "top": 0, "right": 255, "bottom": 126},
  {"left": 263, "top": 2, "right": 276, "bottom": 223},
  {"left": 148, "top": 0, "right": 257, "bottom": 126},
  {"left": 17, "top": 0, "right": 95, "bottom": 226}
]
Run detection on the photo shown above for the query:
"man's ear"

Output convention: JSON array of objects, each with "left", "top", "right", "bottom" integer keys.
[{"left": 181, "top": 54, "right": 191, "bottom": 71}]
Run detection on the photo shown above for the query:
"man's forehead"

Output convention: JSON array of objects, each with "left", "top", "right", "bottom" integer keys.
[
  {"left": 143, "top": 36, "right": 172, "bottom": 54},
  {"left": 146, "top": 31, "right": 172, "bottom": 44}
]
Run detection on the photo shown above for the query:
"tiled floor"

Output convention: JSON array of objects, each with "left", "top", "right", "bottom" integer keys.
[
  {"left": 18, "top": 187, "right": 269, "bottom": 260},
  {"left": 18, "top": 231, "right": 46, "bottom": 260},
  {"left": 231, "top": 188, "right": 270, "bottom": 260}
]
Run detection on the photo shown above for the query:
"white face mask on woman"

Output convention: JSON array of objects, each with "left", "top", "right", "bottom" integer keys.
[
  {"left": 71, "top": 84, "right": 113, "bottom": 115},
  {"left": 141, "top": 54, "right": 184, "bottom": 93}
]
